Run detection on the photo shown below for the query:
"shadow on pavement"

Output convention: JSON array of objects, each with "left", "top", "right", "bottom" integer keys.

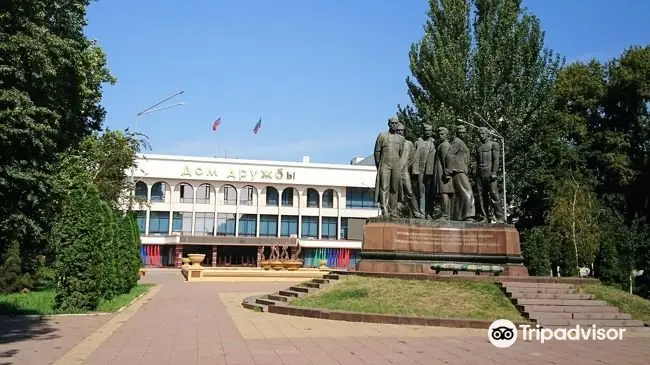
[{"left": 0, "top": 304, "right": 59, "bottom": 363}]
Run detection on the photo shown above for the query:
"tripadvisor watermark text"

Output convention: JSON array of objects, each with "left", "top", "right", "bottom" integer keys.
[{"left": 488, "top": 319, "right": 626, "bottom": 348}]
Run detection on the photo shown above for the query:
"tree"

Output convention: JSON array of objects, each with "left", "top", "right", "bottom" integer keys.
[
  {"left": 0, "top": 240, "right": 24, "bottom": 293},
  {"left": 118, "top": 213, "right": 142, "bottom": 292},
  {"left": 0, "top": 0, "right": 115, "bottom": 280},
  {"left": 399, "top": 0, "right": 564, "bottom": 227},
  {"left": 52, "top": 185, "right": 106, "bottom": 311}
]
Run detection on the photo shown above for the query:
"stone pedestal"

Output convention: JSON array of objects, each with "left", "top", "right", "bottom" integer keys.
[{"left": 357, "top": 217, "right": 528, "bottom": 276}]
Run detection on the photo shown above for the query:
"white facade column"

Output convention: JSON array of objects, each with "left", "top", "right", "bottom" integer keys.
[
  {"left": 145, "top": 185, "right": 152, "bottom": 235},
  {"left": 213, "top": 186, "right": 218, "bottom": 236},
  {"left": 191, "top": 185, "right": 197, "bottom": 235}
]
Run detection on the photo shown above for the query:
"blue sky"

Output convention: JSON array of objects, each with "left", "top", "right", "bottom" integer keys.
[{"left": 86, "top": 0, "right": 650, "bottom": 164}]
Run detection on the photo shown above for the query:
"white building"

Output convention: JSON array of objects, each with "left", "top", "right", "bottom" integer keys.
[{"left": 131, "top": 154, "right": 378, "bottom": 269}]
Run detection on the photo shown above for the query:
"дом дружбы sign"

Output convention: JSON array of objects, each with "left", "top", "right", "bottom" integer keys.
[{"left": 180, "top": 165, "right": 296, "bottom": 182}]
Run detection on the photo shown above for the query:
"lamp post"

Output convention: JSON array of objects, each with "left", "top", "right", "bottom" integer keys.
[
  {"left": 129, "top": 90, "right": 185, "bottom": 210},
  {"left": 456, "top": 115, "right": 508, "bottom": 221}
]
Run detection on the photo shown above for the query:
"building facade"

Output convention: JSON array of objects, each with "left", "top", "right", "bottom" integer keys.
[{"left": 132, "top": 154, "right": 378, "bottom": 269}]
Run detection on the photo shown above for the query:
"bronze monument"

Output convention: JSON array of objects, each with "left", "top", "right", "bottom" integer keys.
[
  {"left": 373, "top": 116, "right": 404, "bottom": 217},
  {"left": 433, "top": 126, "right": 453, "bottom": 220},
  {"left": 476, "top": 127, "right": 505, "bottom": 223},
  {"left": 360, "top": 119, "right": 527, "bottom": 276},
  {"left": 446, "top": 125, "right": 475, "bottom": 221},
  {"left": 413, "top": 124, "right": 436, "bottom": 218},
  {"left": 396, "top": 123, "right": 424, "bottom": 218}
]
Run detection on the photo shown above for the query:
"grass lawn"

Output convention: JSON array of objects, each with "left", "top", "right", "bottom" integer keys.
[
  {"left": 578, "top": 284, "right": 650, "bottom": 321},
  {"left": 291, "top": 276, "right": 525, "bottom": 321},
  {"left": 0, "top": 284, "right": 154, "bottom": 315}
]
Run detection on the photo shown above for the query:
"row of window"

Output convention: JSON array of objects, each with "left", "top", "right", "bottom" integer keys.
[
  {"left": 137, "top": 212, "right": 351, "bottom": 239},
  {"left": 135, "top": 182, "right": 377, "bottom": 209}
]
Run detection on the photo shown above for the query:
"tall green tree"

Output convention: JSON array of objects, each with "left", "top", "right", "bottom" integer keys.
[
  {"left": 399, "top": 0, "right": 564, "bottom": 227},
  {"left": 0, "top": 0, "right": 115, "bottom": 281}
]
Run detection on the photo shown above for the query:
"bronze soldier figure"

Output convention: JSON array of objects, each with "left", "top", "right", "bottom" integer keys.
[
  {"left": 412, "top": 124, "right": 436, "bottom": 218},
  {"left": 476, "top": 127, "right": 504, "bottom": 222},
  {"left": 433, "top": 127, "right": 453, "bottom": 219},
  {"left": 396, "top": 123, "right": 424, "bottom": 218},
  {"left": 446, "top": 125, "right": 475, "bottom": 221},
  {"left": 373, "top": 116, "right": 404, "bottom": 217}
]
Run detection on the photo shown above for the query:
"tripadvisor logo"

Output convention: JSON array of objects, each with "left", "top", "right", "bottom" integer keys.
[{"left": 488, "top": 319, "right": 627, "bottom": 347}]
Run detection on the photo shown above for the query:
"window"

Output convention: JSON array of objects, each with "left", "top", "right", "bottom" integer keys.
[
  {"left": 222, "top": 185, "right": 237, "bottom": 205},
  {"left": 134, "top": 211, "right": 146, "bottom": 234},
  {"left": 280, "top": 215, "right": 298, "bottom": 237},
  {"left": 266, "top": 187, "right": 279, "bottom": 206},
  {"left": 196, "top": 184, "right": 211, "bottom": 204},
  {"left": 195, "top": 212, "right": 215, "bottom": 236},
  {"left": 151, "top": 182, "right": 168, "bottom": 202},
  {"left": 149, "top": 211, "right": 169, "bottom": 234},
  {"left": 345, "top": 187, "right": 376, "bottom": 209},
  {"left": 340, "top": 218, "right": 349, "bottom": 239},
  {"left": 322, "top": 217, "right": 337, "bottom": 239},
  {"left": 216, "top": 213, "right": 235, "bottom": 236},
  {"left": 259, "top": 215, "right": 278, "bottom": 237},
  {"left": 281, "top": 189, "right": 294, "bottom": 207},
  {"left": 238, "top": 214, "right": 257, "bottom": 237},
  {"left": 301, "top": 216, "right": 318, "bottom": 238},
  {"left": 240, "top": 186, "right": 255, "bottom": 205},
  {"left": 322, "top": 189, "right": 335, "bottom": 208},
  {"left": 306, "top": 189, "right": 319, "bottom": 208},
  {"left": 172, "top": 212, "right": 193, "bottom": 235},
  {"left": 135, "top": 182, "right": 148, "bottom": 200},
  {"left": 178, "top": 183, "right": 193, "bottom": 203}
]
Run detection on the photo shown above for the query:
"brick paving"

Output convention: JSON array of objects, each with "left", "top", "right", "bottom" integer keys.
[
  {"left": 0, "top": 313, "right": 112, "bottom": 365},
  {"left": 6, "top": 270, "right": 650, "bottom": 364}
]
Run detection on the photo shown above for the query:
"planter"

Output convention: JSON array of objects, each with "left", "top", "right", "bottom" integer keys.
[
  {"left": 188, "top": 254, "right": 206, "bottom": 268},
  {"left": 181, "top": 257, "right": 191, "bottom": 270},
  {"left": 270, "top": 260, "right": 284, "bottom": 270},
  {"left": 285, "top": 260, "right": 303, "bottom": 271},
  {"left": 259, "top": 260, "right": 272, "bottom": 270}
]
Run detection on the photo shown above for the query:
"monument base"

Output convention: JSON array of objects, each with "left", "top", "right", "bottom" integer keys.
[{"left": 357, "top": 217, "right": 528, "bottom": 277}]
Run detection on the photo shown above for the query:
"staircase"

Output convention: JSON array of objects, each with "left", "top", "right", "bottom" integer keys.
[
  {"left": 501, "top": 281, "right": 647, "bottom": 330},
  {"left": 242, "top": 274, "right": 339, "bottom": 312}
]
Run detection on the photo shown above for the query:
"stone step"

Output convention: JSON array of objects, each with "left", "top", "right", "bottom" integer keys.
[
  {"left": 312, "top": 278, "right": 330, "bottom": 284},
  {"left": 267, "top": 294, "right": 289, "bottom": 302},
  {"left": 527, "top": 312, "right": 574, "bottom": 320},
  {"left": 278, "top": 290, "right": 303, "bottom": 298},
  {"left": 255, "top": 297, "right": 280, "bottom": 306},
  {"left": 515, "top": 299, "right": 608, "bottom": 306},
  {"left": 502, "top": 282, "right": 574, "bottom": 289},
  {"left": 524, "top": 305, "right": 619, "bottom": 313},
  {"left": 507, "top": 288, "right": 577, "bottom": 294},
  {"left": 242, "top": 302, "right": 266, "bottom": 312},
  {"left": 303, "top": 282, "right": 322, "bottom": 289},
  {"left": 510, "top": 293, "right": 594, "bottom": 300},
  {"left": 289, "top": 286, "right": 312, "bottom": 293},
  {"left": 324, "top": 274, "right": 339, "bottom": 280},
  {"left": 539, "top": 319, "right": 645, "bottom": 327},
  {"left": 527, "top": 312, "right": 633, "bottom": 321},
  {"left": 573, "top": 312, "right": 632, "bottom": 320}
]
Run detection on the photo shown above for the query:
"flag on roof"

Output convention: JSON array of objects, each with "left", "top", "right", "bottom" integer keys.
[
  {"left": 212, "top": 117, "right": 222, "bottom": 131},
  {"left": 253, "top": 118, "right": 262, "bottom": 134}
]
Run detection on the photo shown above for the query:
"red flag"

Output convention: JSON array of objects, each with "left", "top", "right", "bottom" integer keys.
[
  {"left": 212, "top": 117, "right": 222, "bottom": 131},
  {"left": 253, "top": 118, "right": 262, "bottom": 134}
]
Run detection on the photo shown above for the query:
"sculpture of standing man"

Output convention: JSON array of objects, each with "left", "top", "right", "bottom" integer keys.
[
  {"left": 374, "top": 116, "right": 404, "bottom": 217},
  {"left": 433, "top": 127, "right": 453, "bottom": 219},
  {"left": 476, "top": 127, "right": 505, "bottom": 223},
  {"left": 446, "top": 125, "right": 475, "bottom": 221},
  {"left": 396, "top": 123, "right": 424, "bottom": 218},
  {"left": 412, "top": 124, "right": 436, "bottom": 218}
]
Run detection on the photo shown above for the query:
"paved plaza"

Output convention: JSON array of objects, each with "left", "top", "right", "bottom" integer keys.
[{"left": 1, "top": 270, "right": 649, "bottom": 364}]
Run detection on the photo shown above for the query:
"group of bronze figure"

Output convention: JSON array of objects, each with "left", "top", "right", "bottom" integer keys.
[{"left": 373, "top": 116, "right": 504, "bottom": 223}]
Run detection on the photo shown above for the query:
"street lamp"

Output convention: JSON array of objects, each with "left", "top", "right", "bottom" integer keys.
[
  {"left": 456, "top": 114, "right": 508, "bottom": 221},
  {"left": 129, "top": 90, "right": 185, "bottom": 210}
]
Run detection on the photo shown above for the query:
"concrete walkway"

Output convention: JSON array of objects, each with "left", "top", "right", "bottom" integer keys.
[{"left": 4, "top": 270, "right": 650, "bottom": 364}]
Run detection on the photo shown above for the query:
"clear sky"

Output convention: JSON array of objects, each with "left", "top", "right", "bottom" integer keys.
[{"left": 86, "top": 0, "right": 650, "bottom": 164}]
